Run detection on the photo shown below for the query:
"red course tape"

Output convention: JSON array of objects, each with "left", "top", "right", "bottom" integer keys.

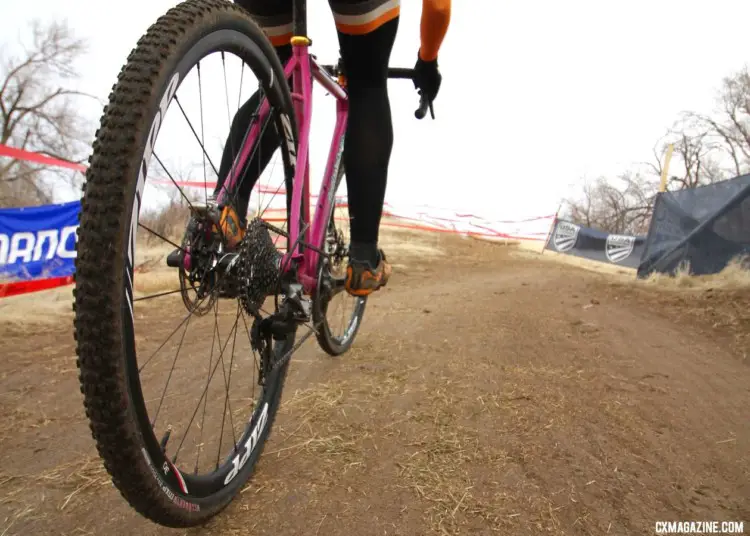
[
  {"left": 0, "top": 144, "right": 555, "bottom": 297},
  {"left": 0, "top": 144, "right": 87, "bottom": 173},
  {"left": 0, "top": 275, "right": 75, "bottom": 298}
]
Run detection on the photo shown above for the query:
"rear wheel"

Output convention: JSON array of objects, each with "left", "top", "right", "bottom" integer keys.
[
  {"left": 313, "top": 152, "right": 367, "bottom": 356},
  {"left": 74, "top": 0, "right": 298, "bottom": 527}
]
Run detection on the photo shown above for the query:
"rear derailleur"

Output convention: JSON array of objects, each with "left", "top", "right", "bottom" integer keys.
[{"left": 250, "top": 280, "right": 311, "bottom": 382}]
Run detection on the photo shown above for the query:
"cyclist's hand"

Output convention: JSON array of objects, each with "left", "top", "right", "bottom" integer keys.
[{"left": 413, "top": 54, "right": 442, "bottom": 103}]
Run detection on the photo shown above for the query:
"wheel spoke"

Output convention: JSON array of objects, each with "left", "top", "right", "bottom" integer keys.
[
  {"left": 134, "top": 288, "right": 184, "bottom": 302},
  {"left": 151, "top": 309, "right": 193, "bottom": 428},
  {"left": 137, "top": 222, "right": 186, "bottom": 253},
  {"left": 154, "top": 152, "right": 196, "bottom": 212},
  {"left": 172, "top": 311, "right": 240, "bottom": 464},
  {"left": 237, "top": 58, "right": 245, "bottom": 114},
  {"left": 194, "top": 296, "right": 219, "bottom": 473},
  {"left": 215, "top": 301, "right": 242, "bottom": 468},
  {"left": 197, "top": 61, "right": 210, "bottom": 205},
  {"left": 174, "top": 95, "right": 219, "bottom": 178},
  {"left": 138, "top": 293, "right": 209, "bottom": 373}
]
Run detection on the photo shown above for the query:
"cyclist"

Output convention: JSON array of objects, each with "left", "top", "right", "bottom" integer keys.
[{"left": 216, "top": 0, "right": 451, "bottom": 296}]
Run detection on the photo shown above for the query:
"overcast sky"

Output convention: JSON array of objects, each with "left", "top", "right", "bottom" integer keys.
[{"left": 4, "top": 0, "right": 750, "bottom": 219}]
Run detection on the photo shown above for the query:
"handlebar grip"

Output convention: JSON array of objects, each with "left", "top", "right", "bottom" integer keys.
[{"left": 415, "top": 94, "right": 434, "bottom": 120}]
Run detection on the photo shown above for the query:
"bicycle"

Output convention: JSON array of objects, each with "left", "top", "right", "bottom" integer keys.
[{"left": 73, "top": 0, "right": 434, "bottom": 527}]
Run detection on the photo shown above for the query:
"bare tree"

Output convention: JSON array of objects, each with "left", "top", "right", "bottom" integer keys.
[
  {"left": 644, "top": 119, "right": 726, "bottom": 194},
  {"left": 567, "top": 127, "right": 727, "bottom": 235},
  {"left": 685, "top": 65, "right": 750, "bottom": 179},
  {"left": 0, "top": 19, "right": 93, "bottom": 206},
  {"left": 564, "top": 172, "right": 657, "bottom": 235},
  {"left": 565, "top": 64, "right": 750, "bottom": 235},
  {"left": 668, "top": 129, "right": 726, "bottom": 189}
]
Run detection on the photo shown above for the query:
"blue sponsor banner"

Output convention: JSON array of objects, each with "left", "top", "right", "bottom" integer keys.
[
  {"left": 0, "top": 200, "right": 80, "bottom": 281},
  {"left": 544, "top": 218, "right": 646, "bottom": 269}
]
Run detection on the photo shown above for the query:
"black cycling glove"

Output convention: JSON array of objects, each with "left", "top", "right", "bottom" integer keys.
[{"left": 413, "top": 54, "right": 442, "bottom": 103}]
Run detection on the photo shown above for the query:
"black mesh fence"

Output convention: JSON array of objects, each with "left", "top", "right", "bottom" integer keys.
[{"left": 637, "top": 174, "right": 750, "bottom": 277}]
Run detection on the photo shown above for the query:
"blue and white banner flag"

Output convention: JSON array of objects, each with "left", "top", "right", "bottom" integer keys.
[{"left": 0, "top": 200, "right": 80, "bottom": 281}]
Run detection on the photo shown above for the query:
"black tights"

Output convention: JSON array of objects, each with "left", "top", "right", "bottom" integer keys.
[{"left": 215, "top": 17, "right": 399, "bottom": 265}]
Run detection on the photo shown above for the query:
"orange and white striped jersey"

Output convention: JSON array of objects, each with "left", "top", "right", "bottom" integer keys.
[{"left": 243, "top": 0, "right": 451, "bottom": 61}]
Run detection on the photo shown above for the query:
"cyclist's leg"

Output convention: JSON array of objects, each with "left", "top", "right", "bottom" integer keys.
[
  {"left": 213, "top": 0, "right": 293, "bottom": 244},
  {"left": 330, "top": 1, "right": 400, "bottom": 295}
]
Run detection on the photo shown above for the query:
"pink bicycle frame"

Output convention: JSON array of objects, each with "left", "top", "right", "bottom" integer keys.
[{"left": 216, "top": 40, "right": 349, "bottom": 297}]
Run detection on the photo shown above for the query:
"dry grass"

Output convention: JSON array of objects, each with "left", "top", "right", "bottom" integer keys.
[
  {"left": 0, "top": 285, "right": 74, "bottom": 332},
  {"left": 388, "top": 376, "right": 553, "bottom": 535},
  {"left": 237, "top": 358, "right": 519, "bottom": 535},
  {"left": 264, "top": 367, "right": 411, "bottom": 460},
  {"left": 0, "top": 456, "right": 110, "bottom": 534},
  {"left": 511, "top": 244, "right": 638, "bottom": 279},
  {"left": 207, "top": 321, "right": 617, "bottom": 535},
  {"left": 512, "top": 236, "right": 750, "bottom": 293},
  {"left": 0, "top": 199, "right": 451, "bottom": 307},
  {"left": 138, "top": 197, "right": 192, "bottom": 243},
  {"left": 497, "top": 238, "right": 539, "bottom": 251},
  {"left": 1, "top": 213, "right": 746, "bottom": 535},
  {"left": 133, "top": 269, "right": 179, "bottom": 297},
  {"left": 639, "top": 255, "right": 750, "bottom": 291},
  {"left": 395, "top": 430, "right": 484, "bottom": 534},
  {"left": 263, "top": 381, "right": 354, "bottom": 462},
  {"left": 599, "top": 255, "right": 750, "bottom": 360},
  {"left": 0, "top": 222, "right": 450, "bottom": 330},
  {"left": 394, "top": 393, "right": 489, "bottom": 535}
]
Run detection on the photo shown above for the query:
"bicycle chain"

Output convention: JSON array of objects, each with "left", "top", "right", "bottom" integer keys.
[{"left": 269, "top": 325, "right": 318, "bottom": 374}]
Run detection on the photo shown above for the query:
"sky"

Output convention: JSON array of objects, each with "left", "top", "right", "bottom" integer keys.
[{"left": 3, "top": 0, "right": 750, "bottom": 220}]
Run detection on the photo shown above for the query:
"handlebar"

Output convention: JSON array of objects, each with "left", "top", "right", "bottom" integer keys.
[
  {"left": 320, "top": 63, "right": 435, "bottom": 120},
  {"left": 387, "top": 68, "right": 435, "bottom": 120}
]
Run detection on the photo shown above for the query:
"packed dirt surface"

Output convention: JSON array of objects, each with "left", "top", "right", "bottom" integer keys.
[{"left": 0, "top": 230, "right": 748, "bottom": 536}]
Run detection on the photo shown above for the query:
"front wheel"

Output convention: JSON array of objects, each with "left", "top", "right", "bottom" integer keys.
[
  {"left": 73, "top": 0, "right": 298, "bottom": 527},
  {"left": 312, "top": 157, "right": 367, "bottom": 356}
]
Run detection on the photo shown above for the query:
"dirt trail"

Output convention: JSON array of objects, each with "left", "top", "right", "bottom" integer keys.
[{"left": 0, "top": 234, "right": 747, "bottom": 536}]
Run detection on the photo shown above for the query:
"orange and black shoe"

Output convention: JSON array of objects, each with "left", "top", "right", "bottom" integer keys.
[{"left": 345, "top": 249, "right": 392, "bottom": 297}]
